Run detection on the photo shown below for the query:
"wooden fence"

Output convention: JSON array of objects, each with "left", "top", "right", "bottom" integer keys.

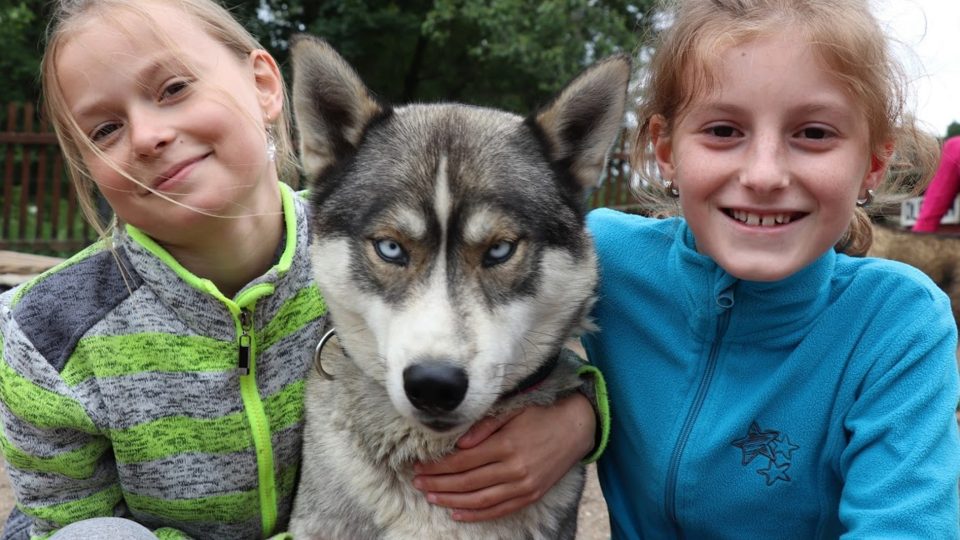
[
  {"left": 1, "top": 102, "right": 95, "bottom": 255},
  {"left": 0, "top": 101, "right": 640, "bottom": 257},
  {"left": 587, "top": 143, "right": 640, "bottom": 211}
]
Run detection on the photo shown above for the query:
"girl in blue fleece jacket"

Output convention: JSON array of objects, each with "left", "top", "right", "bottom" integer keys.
[
  {"left": 420, "top": 0, "right": 960, "bottom": 537},
  {"left": 580, "top": 0, "right": 960, "bottom": 537}
]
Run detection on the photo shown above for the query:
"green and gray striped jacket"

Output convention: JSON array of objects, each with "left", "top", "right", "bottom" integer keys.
[{"left": 0, "top": 184, "right": 325, "bottom": 539}]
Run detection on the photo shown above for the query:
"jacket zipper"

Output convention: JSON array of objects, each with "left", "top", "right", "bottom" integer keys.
[
  {"left": 238, "top": 309, "right": 253, "bottom": 375},
  {"left": 235, "top": 305, "right": 278, "bottom": 536},
  {"left": 665, "top": 290, "right": 734, "bottom": 535}
]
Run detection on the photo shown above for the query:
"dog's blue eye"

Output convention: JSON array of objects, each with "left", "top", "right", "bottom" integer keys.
[
  {"left": 374, "top": 238, "right": 409, "bottom": 265},
  {"left": 483, "top": 240, "right": 516, "bottom": 267}
]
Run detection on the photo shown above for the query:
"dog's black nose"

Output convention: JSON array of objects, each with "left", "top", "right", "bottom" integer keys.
[{"left": 403, "top": 362, "right": 468, "bottom": 413}]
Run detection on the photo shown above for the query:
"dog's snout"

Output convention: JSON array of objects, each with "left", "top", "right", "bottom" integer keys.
[{"left": 403, "top": 362, "right": 468, "bottom": 413}]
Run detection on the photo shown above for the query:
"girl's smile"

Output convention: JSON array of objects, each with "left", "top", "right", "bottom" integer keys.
[{"left": 150, "top": 153, "right": 212, "bottom": 194}]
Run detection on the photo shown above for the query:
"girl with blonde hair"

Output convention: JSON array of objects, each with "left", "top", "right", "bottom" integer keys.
[{"left": 0, "top": 0, "right": 316, "bottom": 538}]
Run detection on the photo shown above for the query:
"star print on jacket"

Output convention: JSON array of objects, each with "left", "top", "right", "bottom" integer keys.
[{"left": 732, "top": 421, "right": 800, "bottom": 486}]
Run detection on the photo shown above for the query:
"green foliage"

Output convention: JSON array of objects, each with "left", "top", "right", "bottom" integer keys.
[
  {"left": 233, "top": 0, "right": 655, "bottom": 113},
  {"left": 0, "top": 0, "right": 47, "bottom": 106},
  {"left": 947, "top": 121, "right": 960, "bottom": 140}
]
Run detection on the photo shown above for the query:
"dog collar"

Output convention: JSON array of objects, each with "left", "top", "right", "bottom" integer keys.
[{"left": 498, "top": 353, "right": 560, "bottom": 401}]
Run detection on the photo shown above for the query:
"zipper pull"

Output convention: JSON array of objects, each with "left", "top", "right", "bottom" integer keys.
[{"left": 238, "top": 309, "right": 252, "bottom": 376}]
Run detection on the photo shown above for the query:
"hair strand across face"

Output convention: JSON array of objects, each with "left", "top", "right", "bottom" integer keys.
[{"left": 40, "top": 0, "right": 298, "bottom": 238}]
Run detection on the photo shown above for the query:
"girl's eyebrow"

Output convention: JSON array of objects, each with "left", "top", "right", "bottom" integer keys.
[
  {"left": 686, "top": 102, "right": 748, "bottom": 116},
  {"left": 791, "top": 101, "right": 855, "bottom": 120},
  {"left": 71, "top": 54, "right": 187, "bottom": 121},
  {"left": 688, "top": 99, "right": 854, "bottom": 120}
]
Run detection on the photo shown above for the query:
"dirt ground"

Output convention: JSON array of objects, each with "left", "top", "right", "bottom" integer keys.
[
  {"left": 0, "top": 460, "right": 610, "bottom": 538},
  {"left": 0, "top": 460, "right": 13, "bottom": 528},
  {"left": 577, "top": 464, "right": 612, "bottom": 539}
]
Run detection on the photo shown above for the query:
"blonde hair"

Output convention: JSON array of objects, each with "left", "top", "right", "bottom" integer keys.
[
  {"left": 41, "top": 0, "right": 298, "bottom": 238},
  {"left": 631, "top": 0, "right": 939, "bottom": 255}
]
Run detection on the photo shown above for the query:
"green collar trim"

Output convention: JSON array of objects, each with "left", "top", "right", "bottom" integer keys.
[
  {"left": 124, "top": 182, "right": 297, "bottom": 308},
  {"left": 275, "top": 183, "right": 298, "bottom": 274}
]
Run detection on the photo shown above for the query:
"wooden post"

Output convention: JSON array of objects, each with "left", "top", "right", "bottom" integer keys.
[
  {"left": 2, "top": 103, "right": 15, "bottom": 238},
  {"left": 17, "top": 103, "right": 33, "bottom": 240}
]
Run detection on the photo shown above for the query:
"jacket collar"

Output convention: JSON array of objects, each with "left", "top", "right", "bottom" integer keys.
[
  {"left": 672, "top": 220, "right": 836, "bottom": 345},
  {"left": 116, "top": 183, "right": 310, "bottom": 331}
]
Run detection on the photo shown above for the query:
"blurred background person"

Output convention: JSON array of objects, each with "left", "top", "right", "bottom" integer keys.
[{"left": 914, "top": 136, "right": 960, "bottom": 234}]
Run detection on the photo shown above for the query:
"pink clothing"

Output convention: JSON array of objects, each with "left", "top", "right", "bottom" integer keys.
[{"left": 914, "top": 137, "right": 960, "bottom": 233}]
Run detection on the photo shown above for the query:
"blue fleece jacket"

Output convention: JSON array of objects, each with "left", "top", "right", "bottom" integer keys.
[{"left": 582, "top": 208, "right": 960, "bottom": 539}]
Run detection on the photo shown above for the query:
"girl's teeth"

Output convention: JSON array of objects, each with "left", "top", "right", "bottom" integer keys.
[{"left": 732, "top": 211, "right": 793, "bottom": 227}]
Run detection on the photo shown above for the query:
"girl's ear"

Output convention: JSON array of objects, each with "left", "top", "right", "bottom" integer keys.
[
  {"left": 250, "top": 49, "right": 284, "bottom": 122},
  {"left": 863, "top": 140, "right": 894, "bottom": 192},
  {"left": 650, "top": 114, "right": 676, "bottom": 181}
]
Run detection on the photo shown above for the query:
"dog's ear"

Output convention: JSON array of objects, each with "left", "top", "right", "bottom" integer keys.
[
  {"left": 532, "top": 55, "right": 631, "bottom": 189},
  {"left": 290, "top": 35, "right": 385, "bottom": 180}
]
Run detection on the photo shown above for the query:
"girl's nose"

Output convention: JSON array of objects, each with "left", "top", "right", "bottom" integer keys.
[
  {"left": 739, "top": 136, "right": 789, "bottom": 193},
  {"left": 129, "top": 109, "right": 175, "bottom": 157}
]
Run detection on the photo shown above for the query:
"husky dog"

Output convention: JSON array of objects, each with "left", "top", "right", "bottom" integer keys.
[{"left": 287, "top": 35, "right": 629, "bottom": 540}]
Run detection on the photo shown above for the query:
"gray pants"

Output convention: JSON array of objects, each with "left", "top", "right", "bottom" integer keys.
[{"left": 48, "top": 518, "right": 158, "bottom": 540}]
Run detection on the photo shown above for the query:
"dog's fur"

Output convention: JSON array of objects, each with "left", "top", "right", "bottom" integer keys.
[
  {"left": 868, "top": 222, "right": 960, "bottom": 328},
  {"left": 287, "top": 36, "right": 629, "bottom": 540}
]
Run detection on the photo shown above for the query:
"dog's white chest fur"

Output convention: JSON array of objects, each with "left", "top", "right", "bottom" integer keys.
[{"left": 290, "top": 361, "right": 586, "bottom": 540}]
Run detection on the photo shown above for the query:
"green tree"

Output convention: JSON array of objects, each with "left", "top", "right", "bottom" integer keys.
[
  {"left": 237, "top": 0, "right": 654, "bottom": 113},
  {"left": 946, "top": 121, "right": 960, "bottom": 140},
  {"left": 0, "top": 0, "right": 48, "bottom": 107}
]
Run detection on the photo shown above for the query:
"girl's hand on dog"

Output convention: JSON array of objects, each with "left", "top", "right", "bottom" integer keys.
[{"left": 412, "top": 393, "right": 596, "bottom": 521}]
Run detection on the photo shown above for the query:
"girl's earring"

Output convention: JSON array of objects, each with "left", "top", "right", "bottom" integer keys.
[
  {"left": 663, "top": 179, "right": 680, "bottom": 198},
  {"left": 856, "top": 189, "right": 875, "bottom": 208},
  {"left": 266, "top": 125, "right": 277, "bottom": 162}
]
